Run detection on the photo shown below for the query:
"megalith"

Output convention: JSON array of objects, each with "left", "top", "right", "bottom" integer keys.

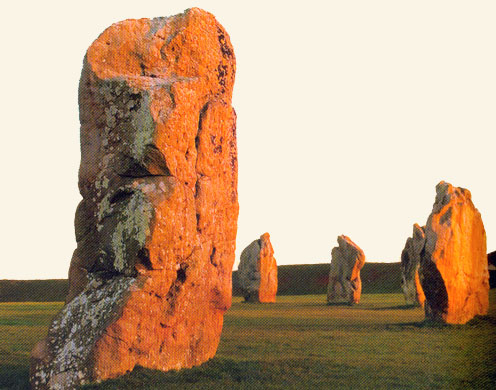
[
  {"left": 30, "top": 8, "right": 238, "bottom": 389},
  {"left": 238, "top": 233, "right": 278, "bottom": 303},
  {"left": 400, "top": 224, "right": 426, "bottom": 306},
  {"left": 326, "top": 235, "right": 366, "bottom": 305},
  {"left": 419, "top": 181, "right": 488, "bottom": 324}
]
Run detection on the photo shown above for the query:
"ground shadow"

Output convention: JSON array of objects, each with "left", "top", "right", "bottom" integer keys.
[
  {"left": 388, "top": 320, "right": 448, "bottom": 329},
  {"left": 389, "top": 314, "right": 496, "bottom": 329},
  {"left": 80, "top": 358, "right": 270, "bottom": 389},
  {"left": 0, "top": 364, "right": 29, "bottom": 390},
  {"left": 325, "top": 302, "right": 355, "bottom": 307},
  {"left": 367, "top": 304, "right": 421, "bottom": 311}
]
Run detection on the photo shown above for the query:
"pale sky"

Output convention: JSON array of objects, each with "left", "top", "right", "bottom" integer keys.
[{"left": 1, "top": 0, "right": 494, "bottom": 279}]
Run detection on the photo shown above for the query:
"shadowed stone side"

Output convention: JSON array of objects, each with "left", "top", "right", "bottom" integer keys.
[
  {"left": 30, "top": 8, "right": 238, "bottom": 389},
  {"left": 401, "top": 224, "right": 426, "bottom": 306},
  {"left": 327, "top": 235, "right": 365, "bottom": 305},
  {"left": 238, "top": 233, "right": 278, "bottom": 303},
  {"left": 419, "top": 181, "right": 488, "bottom": 324},
  {"left": 489, "top": 251, "right": 496, "bottom": 288}
]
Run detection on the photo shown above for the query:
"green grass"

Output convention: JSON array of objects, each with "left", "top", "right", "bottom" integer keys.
[
  {"left": 1, "top": 293, "right": 495, "bottom": 389},
  {"left": 0, "top": 302, "right": 63, "bottom": 390}
]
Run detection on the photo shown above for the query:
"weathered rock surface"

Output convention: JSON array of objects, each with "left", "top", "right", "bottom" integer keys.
[
  {"left": 326, "top": 235, "right": 365, "bottom": 305},
  {"left": 419, "top": 182, "right": 488, "bottom": 324},
  {"left": 238, "top": 233, "right": 278, "bottom": 303},
  {"left": 30, "top": 8, "right": 238, "bottom": 389},
  {"left": 401, "top": 224, "right": 426, "bottom": 306}
]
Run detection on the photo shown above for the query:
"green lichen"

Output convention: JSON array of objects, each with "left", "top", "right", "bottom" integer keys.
[
  {"left": 90, "top": 79, "right": 157, "bottom": 273},
  {"left": 148, "top": 17, "right": 168, "bottom": 37},
  {"left": 96, "top": 195, "right": 113, "bottom": 231},
  {"left": 98, "top": 78, "right": 156, "bottom": 165},
  {"left": 32, "top": 276, "right": 138, "bottom": 389},
  {"left": 110, "top": 190, "right": 153, "bottom": 273},
  {"left": 130, "top": 91, "right": 155, "bottom": 162},
  {"left": 95, "top": 174, "right": 110, "bottom": 192}
]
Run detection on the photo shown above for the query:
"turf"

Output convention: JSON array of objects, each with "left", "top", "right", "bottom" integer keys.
[{"left": 1, "top": 292, "right": 495, "bottom": 389}]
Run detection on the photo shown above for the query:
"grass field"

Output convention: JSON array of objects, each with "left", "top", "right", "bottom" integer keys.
[{"left": 1, "top": 292, "right": 495, "bottom": 389}]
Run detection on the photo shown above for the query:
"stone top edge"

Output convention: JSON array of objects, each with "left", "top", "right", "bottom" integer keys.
[
  {"left": 83, "top": 7, "right": 235, "bottom": 89},
  {"left": 434, "top": 181, "right": 472, "bottom": 211},
  {"left": 336, "top": 235, "right": 362, "bottom": 252}
]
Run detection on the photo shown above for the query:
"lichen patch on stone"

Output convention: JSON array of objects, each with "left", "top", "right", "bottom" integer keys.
[{"left": 31, "top": 277, "right": 138, "bottom": 389}]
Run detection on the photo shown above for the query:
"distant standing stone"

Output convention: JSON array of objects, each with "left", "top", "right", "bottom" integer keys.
[
  {"left": 419, "top": 181, "right": 489, "bottom": 324},
  {"left": 401, "top": 224, "right": 426, "bottom": 306},
  {"left": 238, "top": 233, "right": 278, "bottom": 303},
  {"left": 327, "top": 235, "right": 365, "bottom": 305}
]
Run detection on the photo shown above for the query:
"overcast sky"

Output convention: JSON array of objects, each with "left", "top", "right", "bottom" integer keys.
[{"left": 1, "top": 0, "right": 494, "bottom": 279}]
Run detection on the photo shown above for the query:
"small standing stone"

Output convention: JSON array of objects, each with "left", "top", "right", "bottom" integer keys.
[
  {"left": 238, "top": 233, "right": 278, "bottom": 303},
  {"left": 401, "top": 224, "right": 426, "bottom": 306},
  {"left": 327, "top": 235, "right": 366, "bottom": 305}
]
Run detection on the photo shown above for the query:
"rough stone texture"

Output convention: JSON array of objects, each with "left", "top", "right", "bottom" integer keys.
[
  {"left": 238, "top": 233, "right": 278, "bottom": 303},
  {"left": 400, "top": 224, "right": 426, "bottom": 306},
  {"left": 419, "top": 181, "right": 488, "bottom": 324},
  {"left": 30, "top": 8, "right": 238, "bottom": 389},
  {"left": 326, "top": 235, "right": 366, "bottom": 305}
]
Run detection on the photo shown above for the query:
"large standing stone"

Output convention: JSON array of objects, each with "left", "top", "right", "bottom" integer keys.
[
  {"left": 419, "top": 182, "right": 488, "bottom": 324},
  {"left": 30, "top": 8, "right": 238, "bottom": 389},
  {"left": 238, "top": 233, "right": 278, "bottom": 303},
  {"left": 327, "top": 235, "right": 366, "bottom": 305},
  {"left": 400, "top": 224, "right": 426, "bottom": 306}
]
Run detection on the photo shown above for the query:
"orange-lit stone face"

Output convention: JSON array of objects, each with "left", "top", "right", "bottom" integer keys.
[
  {"left": 30, "top": 8, "right": 238, "bottom": 389},
  {"left": 327, "top": 235, "right": 365, "bottom": 305},
  {"left": 414, "top": 271, "right": 425, "bottom": 307},
  {"left": 419, "top": 182, "right": 488, "bottom": 324},
  {"left": 258, "top": 233, "right": 278, "bottom": 303},
  {"left": 238, "top": 233, "right": 278, "bottom": 303}
]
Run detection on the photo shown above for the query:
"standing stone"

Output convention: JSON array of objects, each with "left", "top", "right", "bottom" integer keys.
[
  {"left": 30, "top": 8, "right": 238, "bottom": 389},
  {"left": 400, "top": 224, "right": 426, "bottom": 306},
  {"left": 238, "top": 233, "right": 278, "bottom": 303},
  {"left": 327, "top": 235, "right": 366, "bottom": 305},
  {"left": 419, "top": 181, "right": 488, "bottom": 324}
]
